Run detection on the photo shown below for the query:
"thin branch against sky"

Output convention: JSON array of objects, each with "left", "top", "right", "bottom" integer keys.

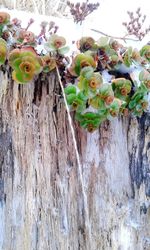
[{"left": 0, "top": 0, "right": 149, "bottom": 47}]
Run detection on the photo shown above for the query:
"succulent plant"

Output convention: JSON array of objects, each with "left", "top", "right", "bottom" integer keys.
[
  {"left": 8, "top": 48, "right": 42, "bottom": 84},
  {"left": 89, "top": 84, "right": 114, "bottom": 110},
  {"left": 75, "top": 112, "right": 102, "bottom": 132},
  {"left": 78, "top": 69, "right": 103, "bottom": 95},
  {"left": 128, "top": 74, "right": 149, "bottom": 116},
  {"left": 77, "top": 37, "right": 95, "bottom": 52},
  {"left": 112, "top": 78, "right": 132, "bottom": 100},
  {"left": 139, "top": 70, "right": 150, "bottom": 90},
  {"left": 41, "top": 54, "right": 56, "bottom": 72},
  {"left": 0, "top": 12, "right": 10, "bottom": 25},
  {"left": 44, "top": 34, "right": 69, "bottom": 55},
  {"left": 122, "top": 47, "right": 133, "bottom": 67},
  {"left": 119, "top": 102, "right": 129, "bottom": 116},
  {"left": 131, "top": 48, "right": 141, "bottom": 63},
  {"left": 122, "top": 45, "right": 150, "bottom": 68},
  {"left": 65, "top": 85, "right": 87, "bottom": 111},
  {"left": 108, "top": 98, "right": 122, "bottom": 118},
  {"left": 97, "top": 37, "right": 109, "bottom": 48},
  {"left": 129, "top": 91, "right": 148, "bottom": 116},
  {"left": 95, "top": 39, "right": 120, "bottom": 70},
  {"left": 109, "top": 39, "right": 120, "bottom": 51},
  {"left": 140, "top": 45, "right": 150, "bottom": 62},
  {"left": 17, "top": 29, "right": 35, "bottom": 45},
  {"left": 0, "top": 8, "right": 149, "bottom": 133},
  {"left": 0, "top": 38, "right": 7, "bottom": 66},
  {"left": 98, "top": 84, "right": 114, "bottom": 106},
  {"left": 0, "top": 12, "right": 10, "bottom": 37},
  {"left": 69, "top": 53, "right": 96, "bottom": 76}
]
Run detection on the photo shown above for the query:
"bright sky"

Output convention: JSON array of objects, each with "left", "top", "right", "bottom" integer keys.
[
  {"left": 88, "top": 0, "right": 150, "bottom": 34},
  {"left": 1, "top": 0, "right": 150, "bottom": 48},
  {"left": 76, "top": 0, "right": 150, "bottom": 45}
]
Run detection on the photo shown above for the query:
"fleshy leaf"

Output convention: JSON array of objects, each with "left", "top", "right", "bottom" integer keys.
[
  {"left": 66, "top": 93, "right": 77, "bottom": 104},
  {"left": 80, "top": 66, "right": 94, "bottom": 79},
  {"left": 58, "top": 46, "right": 69, "bottom": 55},
  {"left": 65, "top": 85, "right": 77, "bottom": 95},
  {"left": 97, "top": 37, "right": 109, "bottom": 47}
]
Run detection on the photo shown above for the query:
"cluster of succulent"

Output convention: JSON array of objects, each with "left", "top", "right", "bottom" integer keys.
[
  {"left": 122, "top": 8, "right": 150, "bottom": 41},
  {"left": 0, "top": 11, "right": 70, "bottom": 83},
  {"left": 8, "top": 47, "right": 42, "bottom": 83},
  {"left": 74, "top": 36, "right": 150, "bottom": 70},
  {"left": 0, "top": 38, "right": 7, "bottom": 65},
  {"left": 0, "top": 12, "right": 10, "bottom": 33},
  {"left": 0, "top": 11, "right": 149, "bottom": 132},
  {"left": 65, "top": 36, "right": 150, "bottom": 132},
  {"left": 67, "top": 0, "right": 100, "bottom": 25}
]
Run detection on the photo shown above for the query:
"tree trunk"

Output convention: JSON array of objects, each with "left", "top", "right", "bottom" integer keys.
[{"left": 0, "top": 68, "right": 150, "bottom": 250}]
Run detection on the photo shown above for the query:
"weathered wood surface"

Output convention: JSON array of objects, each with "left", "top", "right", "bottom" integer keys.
[
  {"left": 0, "top": 0, "right": 68, "bottom": 16},
  {"left": 0, "top": 69, "right": 150, "bottom": 250}
]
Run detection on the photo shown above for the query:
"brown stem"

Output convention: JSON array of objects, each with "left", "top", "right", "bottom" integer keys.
[{"left": 91, "top": 29, "right": 139, "bottom": 42}]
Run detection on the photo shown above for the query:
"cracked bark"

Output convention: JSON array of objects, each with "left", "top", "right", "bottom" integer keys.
[{"left": 0, "top": 69, "right": 150, "bottom": 250}]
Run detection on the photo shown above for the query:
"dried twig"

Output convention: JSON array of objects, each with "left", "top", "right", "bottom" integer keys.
[
  {"left": 91, "top": 29, "right": 139, "bottom": 42},
  {"left": 91, "top": 8, "right": 150, "bottom": 43},
  {"left": 67, "top": 0, "right": 100, "bottom": 25},
  {"left": 122, "top": 7, "right": 150, "bottom": 40}
]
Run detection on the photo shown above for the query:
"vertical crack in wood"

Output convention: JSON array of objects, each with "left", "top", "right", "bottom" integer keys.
[
  {"left": 0, "top": 125, "right": 14, "bottom": 204},
  {"left": 128, "top": 113, "right": 150, "bottom": 197},
  {"left": 0, "top": 70, "right": 150, "bottom": 249}
]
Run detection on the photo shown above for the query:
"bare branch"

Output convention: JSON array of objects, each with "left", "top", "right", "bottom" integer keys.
[{"left": 91, "top": 29, "right": 139, "bottom": 42}]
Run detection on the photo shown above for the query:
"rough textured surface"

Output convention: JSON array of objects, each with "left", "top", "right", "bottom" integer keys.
[
  {"left": 0, "top": 69, "right": 150, "bottom": 250},
  {"left": 0, "top": 0, "right": 68, "bottom": 16}
]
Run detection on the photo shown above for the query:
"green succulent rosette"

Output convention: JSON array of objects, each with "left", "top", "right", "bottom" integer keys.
[
  {"left": 78, "top": 67, "right": 103, "bottom": 95},
  {"left": 122, "top": 47, "right": 133, "bottom": 67},
  {"left": 89, "top": 84, "right": 114, "bottom": 110},
  {"left": 65, "top": 85, "right": 87, "bottom": 112},
  {"left": 77, "top": 37, "right": 96, "bottom": 52},
  {"left": 0, "top": 38, "right": 7, "bottom": 66},
  {"left": 41, "top": 54, "right": 56, "bottom": 73},
  {"left": 112, "top": 78, "right": 132, "bottom": 100},
  {"left": 75, "top": 112, "right": 102, "bottom": 132},
  {"left": 98, "top": 84, "right": 114, "bottom": 106},
  {"left": 107, "top": 98, "right": 122, "bottom": 118},
  {"left": 69, "top": 53, "right": 96, "bottom": 76},
  {"left": 0, "top": 12, "right": 10, "bottom": 25},
  {"left": 44, "top": 34, "right": 69, "bottom": 55},
  {"left": 139, "top": 70, "right": 150, "bottom": 90},
  {"left": 128, "top": 82, "right": 149, "bottom": 116},
  {"left": 140, "top": 45, "right": 150, "bottom": 62},
  {"left": 9, "top": 48, "right": 42, "bottom": 84}
]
